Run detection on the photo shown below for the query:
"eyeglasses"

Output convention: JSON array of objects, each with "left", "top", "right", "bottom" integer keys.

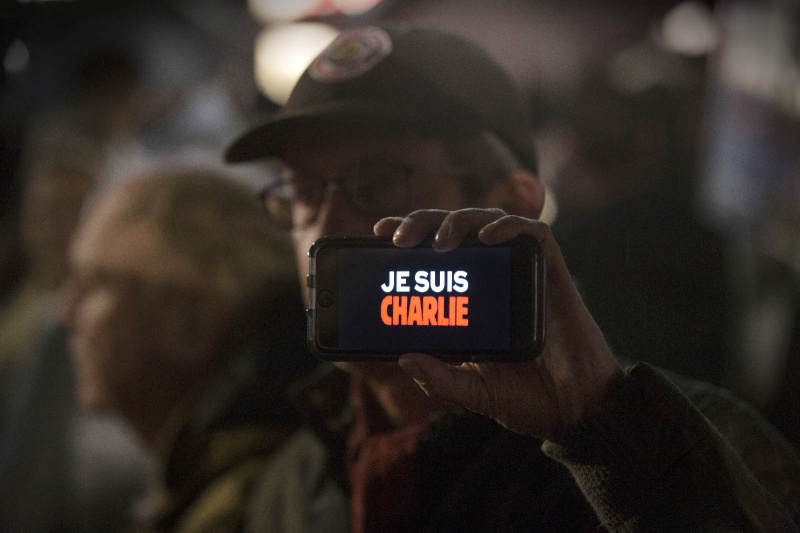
[{"left": 258, "top": 160, "right": 477, "bottom": 230}]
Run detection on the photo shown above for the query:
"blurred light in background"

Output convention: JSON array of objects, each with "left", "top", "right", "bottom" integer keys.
[
  {"left": 716, "top": 2, "right": 800, "bottom": 119},
  {"left": 3, "top": 39, "right": 30, "bottom": 75},
  {"left": 248, "top": 0, "right": 318, "bottom": 22},
  {"left": 330, "top": 0, "right": 383, "bottom": 16},
  {"left": 254, "top": 22, "right": 339, "bottom": 105},
  {"left": 660, "top": 1, "right": 720, "bottom": 57},
  {"left": 248, "top": 0, "right": 383, "bottom": 23}
]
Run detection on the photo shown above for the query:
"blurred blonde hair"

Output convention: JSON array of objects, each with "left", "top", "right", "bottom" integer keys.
[{"left": 112, "top": 166, "right": 296, "bottom": 310}]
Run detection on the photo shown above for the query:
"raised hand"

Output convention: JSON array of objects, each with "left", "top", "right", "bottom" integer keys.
[{"left": 374, "top": 209, "right": 624, "bottom": 441}]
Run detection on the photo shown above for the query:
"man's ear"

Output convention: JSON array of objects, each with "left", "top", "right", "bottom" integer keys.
[{"left": 482, "top": 170, "right": 545, "bottom": 219}]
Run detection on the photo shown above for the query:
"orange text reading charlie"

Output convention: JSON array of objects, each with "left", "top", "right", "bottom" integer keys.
[{"left": 380, "top": 270, "right": 469, "bottom": 326}]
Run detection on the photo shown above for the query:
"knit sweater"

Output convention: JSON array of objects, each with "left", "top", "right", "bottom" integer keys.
[{"left": 301, "top": 362, "right": 800, "bottom": 531}]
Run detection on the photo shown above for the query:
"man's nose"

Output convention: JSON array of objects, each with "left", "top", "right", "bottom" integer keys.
[{"left": 315, "top": 185, "right": 376, "bottom": 237}]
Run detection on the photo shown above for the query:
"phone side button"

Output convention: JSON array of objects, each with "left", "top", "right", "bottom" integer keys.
[{"left": 306, "top": 274, "right": 314, "bottom": 288}]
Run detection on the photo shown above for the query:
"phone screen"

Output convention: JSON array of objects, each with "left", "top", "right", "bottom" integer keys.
[
  {"left": 308, "top": 236, "right": 544, "bottom": 361},
  {"left": 337, "top": 246, "right": 511, "bottom": 351}
]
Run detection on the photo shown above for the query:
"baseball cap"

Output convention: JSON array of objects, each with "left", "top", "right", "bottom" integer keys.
[{"left": 225, "top": 25, "right": 537, "bottom": 173}]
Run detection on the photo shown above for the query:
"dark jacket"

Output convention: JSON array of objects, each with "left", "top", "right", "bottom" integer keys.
[
  {"left": 297, "top": 363, "right": 800, "bottom": 532},
  {"left": 128, "top": 305, "right": 318, "bottom": 533}
]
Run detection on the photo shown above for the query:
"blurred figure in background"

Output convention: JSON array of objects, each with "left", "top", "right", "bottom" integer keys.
[
  {"left": 1, "top": 9, "right": 274, "bottom": 525},
  {"left": 58, "top": 166, "right": 317, "bottom": 532},
  {"left": 0, "top": 47, "right": 158, "bottom": 529},
  {"left": 0, "top": 45, "right": 148, "bottom": 405},
  {"left": 2, "top": 15, "right": 277, "bottom": 527},
  {"left": 697, "top": 0, "right": 800, "bottom": 449},
  {"left": 542, "top": 39, "right": 735, "bottom": 387},
  {"left": 0, "top": 125, "right": 152, "bottom": 532},
  {"left": 746, "top": 177, "right": 800, "bottom": 448},
  {"left": 0, "top": 129, "right": 100, "bottom": 404}
]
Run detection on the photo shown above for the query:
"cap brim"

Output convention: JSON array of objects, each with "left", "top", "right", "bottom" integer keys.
[{"left": 224, "top": 100, "right": 477, "bottom": 163}]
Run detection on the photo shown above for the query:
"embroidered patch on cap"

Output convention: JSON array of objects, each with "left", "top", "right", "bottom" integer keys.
[{"left": 309, "top": 26, "right": 392, "bottom": 83}]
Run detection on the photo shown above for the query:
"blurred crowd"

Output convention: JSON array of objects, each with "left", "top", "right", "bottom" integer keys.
[{"left": 0, "top": 0, "right": 798, "bottom": 530}]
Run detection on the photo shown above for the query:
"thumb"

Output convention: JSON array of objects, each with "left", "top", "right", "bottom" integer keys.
[{"left": 398, "top": 353, "right": 490, "bottom": 415}]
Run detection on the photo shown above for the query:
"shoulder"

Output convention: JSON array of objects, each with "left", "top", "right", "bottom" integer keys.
[
  {"left": 168, "top": 425, "right": 292, "bottom": 533},
  {"left": 245, "top": 429, "right": 349, "bottom": 533},
  {"left": 660, "top": 365, "right": 800, "bottom": 510}
]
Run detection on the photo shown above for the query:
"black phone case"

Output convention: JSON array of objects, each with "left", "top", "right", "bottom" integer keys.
[{"left": 307, "top": 235, "right": 545, "bottom": 362}]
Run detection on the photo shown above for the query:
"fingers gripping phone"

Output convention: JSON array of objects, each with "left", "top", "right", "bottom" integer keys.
[{"left": 306, "top": 235, "right": 545, "bottom": 362}]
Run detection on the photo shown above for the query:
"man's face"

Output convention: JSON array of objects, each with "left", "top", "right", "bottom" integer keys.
[
  {"left": 279, "top": 125, "right": 473, "bottom": 304},
  {"left": 59, "top": 188, "right": 207, "bottom": 411},
  {"left": 277, "top": 125, "right": 484, "bottom": 380}
]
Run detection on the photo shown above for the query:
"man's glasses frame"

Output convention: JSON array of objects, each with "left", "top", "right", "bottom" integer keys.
[{"left": 258, "top": 160, "right": 479, "bottom": 230}]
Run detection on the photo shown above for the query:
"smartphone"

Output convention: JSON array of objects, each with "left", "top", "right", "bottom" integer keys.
[{"left": 306, "top": 234, "right": 545, "bottom": 362}]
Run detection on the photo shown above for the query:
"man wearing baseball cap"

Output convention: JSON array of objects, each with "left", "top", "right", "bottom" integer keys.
[{"left": 227, "top": 25, "right": 800, "bottom": 531}]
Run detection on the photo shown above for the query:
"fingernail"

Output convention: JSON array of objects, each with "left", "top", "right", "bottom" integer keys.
[
  {"left": 434, "top": 221, "right": 451, "bottom": 244},
  {"left": 478, "top": 220, "right": 497, "bottom": 237}
]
